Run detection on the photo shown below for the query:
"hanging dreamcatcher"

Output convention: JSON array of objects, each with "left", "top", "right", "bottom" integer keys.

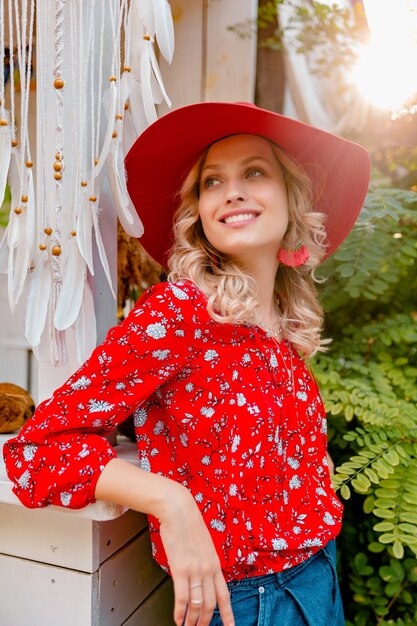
[{"left": 0, "top": 0, "right": 174, "bottom": 365}]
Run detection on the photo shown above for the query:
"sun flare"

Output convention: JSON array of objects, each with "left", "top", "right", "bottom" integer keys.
[{"left": 348, "top": 0, "right": 417, "bottom": 111}]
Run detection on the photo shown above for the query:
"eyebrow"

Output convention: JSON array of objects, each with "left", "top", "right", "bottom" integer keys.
[{"left": 201, "top": 155, "right": 271, "bottom": 174}]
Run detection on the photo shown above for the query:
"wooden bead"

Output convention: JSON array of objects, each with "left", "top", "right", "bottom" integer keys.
[
  {"left": 39, "top": 244, "right": 47, "bottom": 251},
  {"left": 123, "top": 66, "right": 131, "bottom": 72},
  {"left": 112, "top": 131, "right": 117, "bottom": 138},
  {"left": 54, "top": 172, "right": 62, "bottom": 180},
  {"left": 71, "top": 230, "right": 77, "bottom": 237},
  {"left": 115, "top": 113, "right": 123, "bottom": 120},
  {"left": 0, "top": 119, "right": 8, "bottom": 126},
  {"left": 14, "top": 207, "right": 22, "bottom": 215},
  {"left": 51, "top": 245, "right": 62, "bottom": 256},
  {"left": 54, "top": 77, "right": 65, "bottom": 89},
  {"left": 109, "top": 75, "right": 117, "bottom": 82},
  {"left": 143, "top": 34, "right": 151, "bottom": 41},
  {"left": 54, "top": 161, "right": 63, "bottom": 172},
  {"left": 55, "top": 152, "right": 61, "bottom": 160},
  {"left": 124, "top": 102, "right": 129, "bottom": 110},
  {"left": 94, "top": 159, "right": 98, "bottom": 165},
  {"left": 80, "top": 180, "right": 88, "bottom": 187},
  {"left": 11, "top": 139, "right": 18, "bottom": 147},
  {"left": 89, "top": 196, "right": 97, "bottom": 202},
  {"left": 26, "top": 161, "right": 33, "bottom": 168},
  {"left": 44, "top": 227, "right": 53, "bottom": 235},
  {"left": 21, "top": 195, "right": 28, "bottom": 203}
]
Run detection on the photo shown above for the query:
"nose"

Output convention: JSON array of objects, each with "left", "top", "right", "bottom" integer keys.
[{"left": 225, "top": 179, "right": 247, "bottom": 204}]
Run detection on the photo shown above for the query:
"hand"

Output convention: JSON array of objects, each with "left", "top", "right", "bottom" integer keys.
[
  {"left": 95, "top": 460, "right": 234, "bottom": 625},
  {"left": 158, "top": 484, "right": 235, "bottom": 626}
]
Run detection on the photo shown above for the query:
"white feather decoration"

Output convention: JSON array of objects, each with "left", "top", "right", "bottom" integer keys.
[
  {"left": 148, "top": 41, "right": 172, "bottom": 107},
  {"left": 136, "top": 0, "right": 155, "bottom": 35},
  {"left": 107, "top": 142, "right": 144, "bottom": 237},
  {"left": 73, "top": 280, "right": 97, "bottom": 364},
  {"left": 126, "top": 72, "right": 148, "bottom": 135},
  {"left": 5, "top": 149, "right": 32, "bottom": 308},
  {"left": 128, "top": 7, "right": 142, "bottom": 75},
  {"left": 140, "top": 39, "right": 158, "bottom": 125},
  {"left": 0, "top": 229, "right": 8, "bottom": 273},
  {"left": 122, "top": 107, "right": 139, "bottom": 155},
  {"left": 24, "top": 169, "right": 36, "bottom": 254},
  {"left": 7, "top": 234, "right": 30, "bottom": 311},
  {"left": 6, "top": 207, "right": 29, "bottom": 309},
  {"left": 91, "top": 202, "right": 116, "bottom": 299},
  {"left": 6, "top": 149, "right": 23, "bottom": 248},
  {"left": 76, "top": 190, "right": 94, "bottom": 274},
  {"left": 94, "top": 81, "right": 118, "bottom": 178},
  {"left": 54, "top": 235, "right": 86, "bottom": 331},
  {"left": 152, "top": 0, "right": 174, "bottom": 64},
  {"left": 25, "top": 252, "right": 52, "bottom": 347},
  {"left": 0, "top": 122, "right": 12, "bottom": 207}
]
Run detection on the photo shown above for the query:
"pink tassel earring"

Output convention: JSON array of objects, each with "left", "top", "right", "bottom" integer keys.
[{"left": 277, "top": 226, "right": 310, "bottom": 267}]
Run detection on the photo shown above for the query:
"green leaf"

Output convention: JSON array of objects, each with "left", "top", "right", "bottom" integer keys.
[
  {"left": 374, "top": 521, "right": 395, "bottom": 532},
  {"left": 340, "top": 483, "right": 351, "bottom": 499},
  {"left": 401, "top": 589, "right": 414, "bottom": 604},
  {"left": 393, "top": 540, "right": 404, "bottom": 559},
  {"left": 398, "top": 522, "right": 417, "bottom": 534},
  {"left": 363, "top": 467, "right": 379, "bottom": 484},
  {"left": 378, "top": 533, "right": 396, "bottom": 544},
  {"left": 351, "top": 476, "right": 370, "bottom": 493},
  {"left": 383, "top": 449, "right": 400, "bottom": 466},
  {"left": 384, "top": 580, "right": 402, "bottom": 596},
  {"left": 373, "top": 509, "right": 395, "bottom": 519},
  {"left": 368, "top": 541, "right": 385, "bottom": 553},
  {"left": 399, "top": 512, "right": 417, "bottom": 524}
]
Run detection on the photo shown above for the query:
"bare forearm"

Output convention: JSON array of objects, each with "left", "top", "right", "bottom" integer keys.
[{"left": 94, "top": 457, "right": 186, "bottom": 518}]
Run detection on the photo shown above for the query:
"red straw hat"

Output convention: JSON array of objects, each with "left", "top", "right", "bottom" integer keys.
[{"left": 125, "top": 102, "right": 370, "bottom": 267}]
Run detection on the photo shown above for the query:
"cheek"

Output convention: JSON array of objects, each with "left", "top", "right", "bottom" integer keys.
[{"left": 197, "top": 199, "right": 214, "bottom": 235}]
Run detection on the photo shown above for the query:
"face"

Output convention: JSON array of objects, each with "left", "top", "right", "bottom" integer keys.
[{"left": 197, "top": 134, "right": 289, "bottom": 265}]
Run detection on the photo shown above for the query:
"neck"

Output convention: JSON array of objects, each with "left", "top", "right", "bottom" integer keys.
[{"left": 233, "top": 254, "right": 280, "bottom": 326}]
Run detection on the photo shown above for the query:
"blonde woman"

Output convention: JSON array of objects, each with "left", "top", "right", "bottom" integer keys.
[{"left": 4, "top": 102, "right": 370, "bottom": 626}]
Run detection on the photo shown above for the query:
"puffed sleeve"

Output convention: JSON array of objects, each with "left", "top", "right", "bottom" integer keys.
[{"left": 3, "top": 281, "right": 200, "bottom": 509}]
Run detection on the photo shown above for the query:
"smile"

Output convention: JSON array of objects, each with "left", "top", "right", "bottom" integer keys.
[{"left": 221, "top": 212, "right": 260, "bottom": 224}]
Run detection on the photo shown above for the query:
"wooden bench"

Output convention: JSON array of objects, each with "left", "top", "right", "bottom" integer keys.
[{"left": 0, "top": 434, "right": 175, "bottom": 625}]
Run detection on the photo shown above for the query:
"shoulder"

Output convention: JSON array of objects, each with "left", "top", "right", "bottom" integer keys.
[
  {"left": 135, "top": 280, "right": 207, "bottom": 312},
  {"left": 126, "top": 281, "right": 210, "bottom": 330}
]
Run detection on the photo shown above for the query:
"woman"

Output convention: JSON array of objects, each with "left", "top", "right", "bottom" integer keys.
[{"left": 4, "top": 102, "right": 370, "bottom": 626}]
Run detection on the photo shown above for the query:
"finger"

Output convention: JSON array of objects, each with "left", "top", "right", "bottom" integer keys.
[
  {"left": 184, "top": 578, "right": 203, "bottom": 626},
  {"left": 214, "top": 572, "right": 234, "bottom": 626},
  {"left": 172, "top": 575, "right": 189, "bottom": 626},
  {"left": 196, "top": 579, "right": 216, "bottom": 626}
]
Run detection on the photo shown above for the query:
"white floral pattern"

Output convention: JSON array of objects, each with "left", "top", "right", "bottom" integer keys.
[{"left": 4, "top": 280, "right": 343, "bottom": 582}]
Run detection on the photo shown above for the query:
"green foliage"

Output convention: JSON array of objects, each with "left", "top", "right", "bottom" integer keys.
[
  {"left": 0, "top": 184, "right": 11, "bottom": 227},
  {"left": 312, "top": 185, "right": 417, "bottom": 623},
  {"left": 229, "top": 0, "right": 366, "bottom": 75}
]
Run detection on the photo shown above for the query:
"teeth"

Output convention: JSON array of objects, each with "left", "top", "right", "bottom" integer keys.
[{"left": 224, "top": 213, "right": 257, "bottom": 224}]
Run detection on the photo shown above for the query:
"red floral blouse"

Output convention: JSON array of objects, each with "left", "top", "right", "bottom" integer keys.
[{"left": 4, "top": 281, "right": 343, "bottom": 581}]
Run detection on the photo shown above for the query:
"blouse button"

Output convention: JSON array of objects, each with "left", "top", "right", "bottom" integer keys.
[{"left": 259, "top": 586, "right": 265, "bottom": 594}]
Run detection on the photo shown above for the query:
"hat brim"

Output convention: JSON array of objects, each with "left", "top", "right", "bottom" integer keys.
[{"left": 125, "top": 102, "right": 370, "bottom": 267}]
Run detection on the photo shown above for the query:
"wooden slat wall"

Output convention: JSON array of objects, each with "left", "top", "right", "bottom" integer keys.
[{"left": 159, "top": 0, "right": 258, "bottom": 112}]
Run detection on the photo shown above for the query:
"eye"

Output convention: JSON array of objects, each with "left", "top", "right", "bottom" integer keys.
[
  {"left": 202, "top": 176, "right": 221, "bottom": 189},
  {"left": 246, "top": 168, "right": 263, "bottom": 179}
]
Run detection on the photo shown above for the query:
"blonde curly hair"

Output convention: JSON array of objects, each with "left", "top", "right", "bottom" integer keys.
[{"left": 167, "top": 138, "right": 328, "bottom": 357}]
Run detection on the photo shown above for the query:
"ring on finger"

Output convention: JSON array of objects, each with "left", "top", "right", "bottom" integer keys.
[
  {"left": 190, "top": 599, "right": 203, "bottom": 606},
  {"left": 190, "top": 583, "right": 203, "bottom": 590}
]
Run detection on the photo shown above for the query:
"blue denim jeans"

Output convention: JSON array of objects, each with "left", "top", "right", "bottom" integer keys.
[{"left": 210, "top": 541, "right": 345, "bottom": 626}]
